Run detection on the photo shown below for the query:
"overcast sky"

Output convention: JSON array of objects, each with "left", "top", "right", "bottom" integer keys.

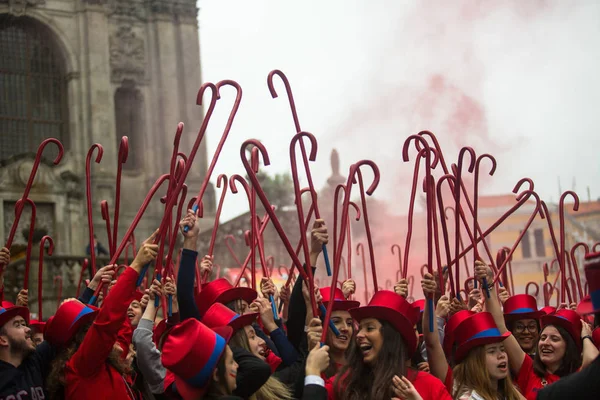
[{"left": 195, "top": 0, "right": 600, "bottom": 222}]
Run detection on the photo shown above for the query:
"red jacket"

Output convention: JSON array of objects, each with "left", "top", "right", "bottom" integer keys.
[
  {"left": 64, "top": 267, "right": 140, "bottom": 400},
  {"left": 325, "top": 368, "right": 452, "bottom": 400}
]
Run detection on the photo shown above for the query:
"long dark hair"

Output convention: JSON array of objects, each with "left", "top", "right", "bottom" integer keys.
[
  {"left": 333, "top": 319, "right": 410, "bottom": 400},
  {"left": 203, "top": 351, "right": 230, "bottom": 399},
  {"left": 533, "top": 324, "right": 582, "bottom": 378}
]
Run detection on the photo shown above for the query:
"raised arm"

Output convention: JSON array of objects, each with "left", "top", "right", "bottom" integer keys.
[
  {"left": 422, "top": 273, "right": 450, "bottom": 385},
  {"left": 176, "top": 209, "right": 202, "bottom": 321},
  {"left": 474, "top": 261, "right": 525, "bottom": 374}
]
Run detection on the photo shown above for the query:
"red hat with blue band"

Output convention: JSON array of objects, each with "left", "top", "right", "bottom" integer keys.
[
  {"left": 202, "top": 302, "right": 258, "bottom": 333},
  {"left": 320, "top": 287, "right": 360, "bottom": 311},
  {"left": 503, "top": 294, "right": 544, "bottom": 322},
  {"left": 0, "top": 305, "right": 29, "bottom": 329},
  {"left": 194, "top": 278, "right": 257, "bottom": 317},
  {"left": 45, "top": 300, "right": 98, "bottom": 347},
  {"left": 583, "top": 252, "right": 600, "bottom": 314},
  {"left": 453, "top": 312, "right": 511, "bottom": 362},
  {"left": 541, "top": 308, "right": 583, "bottom": 351},
  {"left": 161, "top": 318, "right": 232, "bottom": 400}
]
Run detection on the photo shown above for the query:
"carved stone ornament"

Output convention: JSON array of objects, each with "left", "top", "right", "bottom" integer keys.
[
  {"left": 109, "top": 25, "right": 146, "bottom": 84},
  {"left": 0, "top": 156, "right": 71, "bottom": 195},
  {"left": 107, "top": 0, "right": 147, "bottom": 21},
  {"left": 2, "top": 0, "right": 45, "bottom": 16}
]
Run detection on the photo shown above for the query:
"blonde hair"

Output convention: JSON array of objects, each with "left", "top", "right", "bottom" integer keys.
[
  {"left": 230, "top": 328, "right": 293, "bottom": 400},
  {"left": 453, "top": 346, "right": 521, "bottom": 400}
]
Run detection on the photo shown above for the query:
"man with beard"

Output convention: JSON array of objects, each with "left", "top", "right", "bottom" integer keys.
[{"left": 0, "top": 246, "right": 56, "bottom": 399}]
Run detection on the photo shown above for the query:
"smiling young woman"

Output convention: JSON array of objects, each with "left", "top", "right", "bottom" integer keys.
[{"left": 325, "top": 290, "right": 452, "bottom": 400}]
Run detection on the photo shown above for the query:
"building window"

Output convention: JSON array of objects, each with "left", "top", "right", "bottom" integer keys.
[
  {"left": 521, "top": 230, "right": 532, "bottom": 259},
  {"left": 114, "top": 82, "right": 143, "bottom": 170},
  {"left": 0, "top": 15, "right": 68, "bottom": 163},
  {"left": 534, "top": 229, "right": 546, "bottom": 258}
]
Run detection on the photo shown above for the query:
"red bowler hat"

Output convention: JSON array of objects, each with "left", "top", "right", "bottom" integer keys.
[
  {"left": 503, "top": 294, "right": 544, "bottom": 322},
  {"left": 0, "top": 305, "right": 29, "bottom": 329},
  {"left": 541, "top": 309, "right": 583, "bottom": 350},
  {"left": 161, "top": 319, "right": 232, "bottom": 400},
  {"left": 454, "top": 312, "right": 510, "bottom": 362},
  {"left": 412, "top": 299, "right": 425, "bottom": 314},
  {"left": 202, "top": 302, "right": 258, "bottom": 333},
  {"left": 584, "top": 252, "right": 600, "bottom": 314},
  {"left": 443, "top": 310, "right": 476, "bottom": 355},
  {"left": 194, "top": 278, "right": 257, "bottom": 317},
  {"left": 320, "top": 287, "right": 360, "bottom": 312},
  {"left": 29, "top": 319, "right": 46, "bottom": 334},
  {"left": 576, "top": 295, "right": 593, "bottom": 316},
  {"left": 349, "top": 290, "right": 419, "bottom": 356},
  {"left": 540, "top": 306, "right": 557, "bottom": 315},
  {"left": 45, "top": 300, "right": 99, "bottom": 347}
]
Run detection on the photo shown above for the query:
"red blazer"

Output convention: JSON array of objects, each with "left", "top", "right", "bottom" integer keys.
[{"left": 63, "top": 267, "right": 140, "bottom": 400}]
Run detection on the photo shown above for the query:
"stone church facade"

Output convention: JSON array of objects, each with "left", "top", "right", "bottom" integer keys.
[{"left": 0, "top": 0, "right": 213, "bottom": 315}]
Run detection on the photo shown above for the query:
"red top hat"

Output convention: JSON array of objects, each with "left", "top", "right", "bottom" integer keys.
[
  {"left": 45, "top": 300, "right": 99, "bottom": 347},
  {"left": 1, "top": 300, "right": 15, "bottom": 308},
  {"left": 131, "top": 291, "right": 144, "bottom": 303},
  {"left": 540, "top": 306, "right": 557, "bottom": 315},
  {"left": 453, "top": 312, "right": 510, "bottom": 362},
  {"left": 161, "top": 319, "right": 232, "bottom": 400},
  {"left": 29, "top": 319, "right": 46, "bottom": 334},
  {"left": 443, "top": 310, "right": 475, "bottom": 355},
  {"left": 541, "top": 309, "right": 583, "bottom": 350},
  {"left": 320, "top": 287, "right": 360, "bottom": 312},
  {"left": 349, "top": 290, "right": 419, "bottom": 356},
  {"left": 202, "top": 302, "right": 258, "bottom": 333},
  {"left": 576, "top": 295, "right": 593, "bottom": 316},
  {"left": 194, "top": 278, "right": 257, "bottom": 317},
  {"left": 0, "top": 305, "right": 29, "bottom": 329},
  {"left": 584, "top": 252, "right": 600, "bottom": 314},
  {"left": 503, "top": 294, "right": 544, "bottom": 322}
]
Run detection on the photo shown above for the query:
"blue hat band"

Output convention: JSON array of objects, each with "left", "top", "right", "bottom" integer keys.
[
  {"left": 69, "top": 306, "right": 95, "bottom": 329},
  {"left": 186, "top": 333, "right": 226, "bottom": 388},
  {"left": 466, "top": 327, "right": 503, "bottom": 343},
  {"left": 508, "top": 307, "right": 537, "bottom": 314},
  {"left": 591, "top": 288, "right": 600, "bottom": 311}
]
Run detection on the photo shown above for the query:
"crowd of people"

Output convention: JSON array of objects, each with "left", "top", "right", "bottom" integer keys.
[{"left": 1, "top": 209, "right": 599, "bottom": 400}]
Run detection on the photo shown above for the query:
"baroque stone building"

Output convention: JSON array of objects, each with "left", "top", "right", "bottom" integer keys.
[{"left": 0, "top": 0, "right": 213, "bottom": 315}]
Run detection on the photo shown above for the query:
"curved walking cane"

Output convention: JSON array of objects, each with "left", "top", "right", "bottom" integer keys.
[
  {"left": 445, "top": 206, "right": 471, "bottom": 280},
  {"left": 232, "top": 210, "right": 273, "bottom": 287},
  {"left": 289, "top": 132, "right": 320, "bottom": 304},
  {"left": 492, "top": 190, "right": 544, "bottom": 286},
  {"left": 230, "top": 175, "right": 259, "bottom": 290},
  {"left": 100, "top": 201, "right": 112, "bottom": 256},
  {"left": 112, "top": 136, "right": 129, "bottom": 256},
  {"left": 333, "top": 185, "right": 360, "bottom": 284},
  {"left": 357, "top": 243, "right": 369, "bottom": 304},
  {"left": 446, "top": 180, "right": 539, "bottom": 268},
  {"left": 269, "top": 70, "right": 333, "bottom": 276},
  {"left": 464, "top": 277, "right": 476, "bottom": 294},
  {"left": 90, "top": 174, "right": 172, "bottom": 303},
  {"left": 472, "top": 153, "right": 496, "bottom": 298},
  {"left": 38, "top": 235, "right": 54, "bottom": 320},
  {"left": 453, "top": 148, "right": 476, "bottom": 297},
  {"left": 418, "top": 132, "right": 497, "bottom": 268},
  {"left": 54, "top": 275, "right": 63, "bottom": 311},
  {"left": 558, "top": 191, "right": 579, "bottom": 303},
  {"left": 324, "top": 160, "right": 379, "bottom": 342},
  {"left": 593, "top": 243, "right": 600, "bottom": 253},
  {"left": 543, "top": 281, "right": 554, "bottom": 307},
  {"left": 76, "top": 259, "right": 89, "bottom": 299},
  {"left": 240, "top": 140, "right": 318, "bottom": 317},
  {"left": 16, "top": 198, "right": 36, "bottom": 291},
  {"left": 401, "top": 136, "right": 438, "bottom": 279},
  {"left": 164, "top": 180, "right": 188, "bottom": 315},
  {"left": 569, "top": 242, "right": 588, "bottom": 301},
  {"left": 495, "top": 248, "right": 509, "bottom": 294},
  {"left": 208, "top": 174, "right": 229, "bottom": 258},
  {"left": 86, "top": 144, "right": 104, "bottom": 285},
  {"left": 3, "top": 139, "right": 64, "bottom": 263},
  {"left": 282, "top": 188, "right": 315, "bottom": 288},
  {"left": 391, "top": 244, "right": 402, "bottom": 281},
  {"left": 427, "top": 177, "right": 444, "bottom": 295},
  {"left": 526, "top": 281, "right": 539, "bottom": 298},
  {"left": 354, "top": 168, "right": 379, "bottom": 293},
  {"left": 436, "top": 175, "right": 459, "bottom": 298},
  {"left": 186, "top": 80, "right": 241, "bottom": 229}
]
